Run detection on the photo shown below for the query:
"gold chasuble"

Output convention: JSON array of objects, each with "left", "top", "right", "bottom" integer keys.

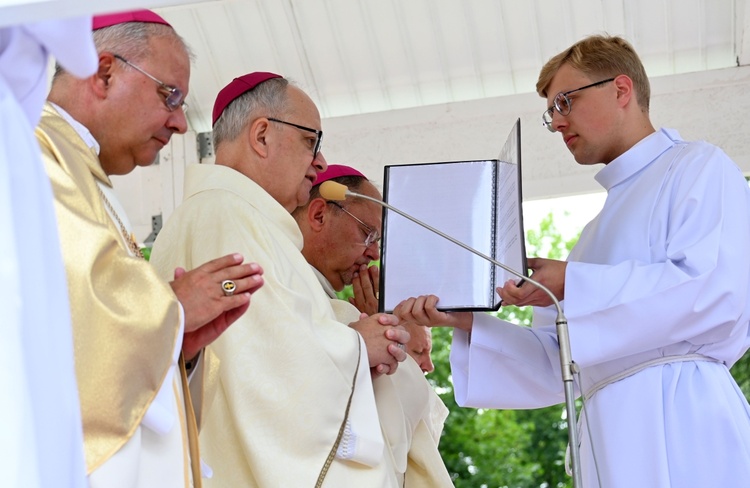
[{"left": 35, "top": 104, "right": 181, "bottom": 473}]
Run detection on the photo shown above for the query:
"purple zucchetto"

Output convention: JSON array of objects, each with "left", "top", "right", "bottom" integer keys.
[{"left": 212, "top": 72, "right": 283, "bottom": 126}]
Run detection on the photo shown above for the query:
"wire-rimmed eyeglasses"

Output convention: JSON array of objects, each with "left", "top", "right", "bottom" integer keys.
[
  {"left": 268, "top": 117, "right": 323, "bottom": 161},
  {"left": 542, "top": 78, "right": 615, "bottom": 132},
  {"left": 327, "top": 201, "right": 381, "bottom": 247},
  {"left": 114, "top": 54, "right": 188, "bottom": 113}
]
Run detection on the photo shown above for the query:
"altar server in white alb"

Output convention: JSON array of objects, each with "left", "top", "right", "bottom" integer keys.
[{"left": 396, "top": 34, "right": 750, "bottom": 487}]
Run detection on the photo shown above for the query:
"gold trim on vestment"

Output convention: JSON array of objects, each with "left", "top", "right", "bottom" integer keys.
[
  {"left": 180, "top": 354, "right": 203, "bottom": 487},
  {"left": 173, "top": 378, "right": 190, "bottom": 487},
  {"left": 36, "top": 104, "right": 181, "bottom": 472}
]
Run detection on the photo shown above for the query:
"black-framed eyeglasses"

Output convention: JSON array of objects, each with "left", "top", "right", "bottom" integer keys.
[
  {"left": 114, "top": 54, "right": 188, "bottom": 113},
  {"left": 327, "top": 201, "right": 380, "bottom": 247},
  {"left": 267, "top": 117, "right": 323, "bottom": 161},
  {"left": 542, "top": 78, "right": 615, "bottom": 132}
]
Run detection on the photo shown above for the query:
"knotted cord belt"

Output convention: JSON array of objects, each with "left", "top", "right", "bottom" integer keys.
[{"left": 565, "top": 353, "right": 722, "bottom": 476}]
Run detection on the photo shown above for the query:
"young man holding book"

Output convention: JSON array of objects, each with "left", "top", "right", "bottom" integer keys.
[{"left": 397, "top": 35, "right": 750, "bottom": 487}]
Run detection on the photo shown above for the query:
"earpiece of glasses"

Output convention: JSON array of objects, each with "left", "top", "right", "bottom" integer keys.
[
  {"left": 326, "top": 201, "right": 381, "bottom": 247},
  {"left": 114, "top": 54, "right": 188, "bottom": 113},
  {"left": 267, "top": 117, "right": 323, "bottom": 161}
]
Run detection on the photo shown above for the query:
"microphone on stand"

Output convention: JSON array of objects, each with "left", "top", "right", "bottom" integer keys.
[{"left": 319, "top": 180, "right": 584, "bottom": 488}]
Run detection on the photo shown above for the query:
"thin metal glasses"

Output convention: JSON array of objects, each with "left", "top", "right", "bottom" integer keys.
[
  {"left": 542, "top": 78, "right": 615, "bottom": 132},
  {"left": 114, "top": 54, "right": 188, "bottom": 112},
  {"left": 268, "top": 117, "right": 323, "bottom": 161},
  {"left": 327, "top": 201, "right": 381, "bottom": 247}
]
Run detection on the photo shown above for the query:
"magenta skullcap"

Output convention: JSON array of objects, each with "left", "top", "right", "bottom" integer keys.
[
  {"left": 93, "top": 9, "right": 171, "bottom": 30},
  {"left": 313, "top": 164, "right": 367, "bottom": 186},
  {"left": 212, "top": 72, "right": 283, "bottom": 126}
]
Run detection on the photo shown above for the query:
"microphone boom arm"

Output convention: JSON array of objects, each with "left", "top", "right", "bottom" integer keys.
[
  {"left": 342, "top": 187, "right": 584, "bottom": 488},
  {"left": 354, "top": 192, "right": 551, "bottom": 304}
]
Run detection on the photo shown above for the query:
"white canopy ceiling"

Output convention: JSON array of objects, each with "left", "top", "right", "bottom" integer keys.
[
  {"left": 146, "top": 0, "right": 750, "bottom": 134},
  {"left": 4, "top": 0, "right": 750, "bottom": 211},
  {"left": 3, "top": 0, "right": 747, "bottom": 140}
]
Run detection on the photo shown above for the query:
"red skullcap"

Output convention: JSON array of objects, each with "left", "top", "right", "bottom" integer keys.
[
  {"left": 313, "top": 164, "right": 367, "bottom": 186},
  {"left": 92, "top": 9, "right": 171, "bottom": 30},
  {"left": 212, "top": 72, "right": 283, "bottom": 126}
]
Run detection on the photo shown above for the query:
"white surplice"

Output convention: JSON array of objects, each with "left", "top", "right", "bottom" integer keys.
[{"left": 451, "top": 128, "right": 750, "bottom": 487}]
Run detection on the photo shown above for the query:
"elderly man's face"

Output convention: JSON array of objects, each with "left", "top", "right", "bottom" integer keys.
[
  {"left": 264, "top": 86, "right": 327, "bottom": 212},
  {"left": 98, "top": 35, "right": 190, "bottom": 176},
  {"left": 319, "top": 181, "right": 382, "bottom": 291}
]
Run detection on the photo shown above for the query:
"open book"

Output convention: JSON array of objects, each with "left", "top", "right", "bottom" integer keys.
[{"left": 379, "top": 119, "right": 527, "bottom": 312}]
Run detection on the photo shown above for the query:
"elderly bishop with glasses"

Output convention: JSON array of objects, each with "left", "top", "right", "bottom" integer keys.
[
  {"left": 36, "top": 10, "right": 264, "bottom": 488},
  {"left": 291, "top": 164, "right": 454, "bottom": 487},
  {"left": 150, "top": 73, "right": 411, "bottom": 487},
  {"left": 396, "top": 35, "right": 750, "bottom": 487}
]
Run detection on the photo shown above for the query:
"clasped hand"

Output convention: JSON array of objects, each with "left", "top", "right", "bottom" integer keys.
[
  {"left": 349, "top": 263, "right": 380, "bottom": 316},
  {"left": 350, "top": 313, "right": 409, "bottom": 377},
  {"left": 169, "top": 253, "right": 264, "bottom": 361}
]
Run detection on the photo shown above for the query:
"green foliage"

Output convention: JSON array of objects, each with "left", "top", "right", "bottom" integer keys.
[
  {"left": 141, "top": 246, "right": 152, "bottom": 261},
  {"left": 336, "top": 285, "right": 353, "bottom": 301},
  {"left": 732, "top": 353, "right": 750, "bottom": 399},
  {"left": 525, "top": 212, "right": 580, "bottom": 261}
]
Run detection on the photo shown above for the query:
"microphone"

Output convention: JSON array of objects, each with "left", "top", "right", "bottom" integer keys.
[{"left": 319, "top": 179, "right": 584, "bottom": 488}]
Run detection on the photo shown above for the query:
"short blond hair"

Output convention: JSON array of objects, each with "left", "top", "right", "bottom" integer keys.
[{"left": 536, "top": 35, "right": 650, "bottom": 111}]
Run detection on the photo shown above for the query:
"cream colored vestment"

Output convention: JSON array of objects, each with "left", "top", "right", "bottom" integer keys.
[
  {"left": 151, "top": 164, "right": 394, "bottom": 487},
  {"left": 323, "top": 271, "right": 454, "bottom": 488}
]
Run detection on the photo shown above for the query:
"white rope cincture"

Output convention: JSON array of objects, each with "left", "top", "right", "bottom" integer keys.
[{"left": 565, "top": 353, "right": 723, "bottom": 484}]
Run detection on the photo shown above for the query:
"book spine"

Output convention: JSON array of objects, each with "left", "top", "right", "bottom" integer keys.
[{"left": 490, "top": 161, "right": 498, "bottom": 307}]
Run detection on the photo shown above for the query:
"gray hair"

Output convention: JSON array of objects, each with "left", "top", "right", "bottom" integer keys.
[
  {"left": 53, "top": 22, "right": 193, "bottom": 79},
  {"left": 212, "top": 77, "right": 291, "bottom": 150}
]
